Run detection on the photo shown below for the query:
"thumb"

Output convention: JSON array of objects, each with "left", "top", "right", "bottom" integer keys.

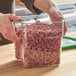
[
  {"left": 7, "top": 14, "right": 22, "bottom": 22},
  {"left": 49, "top": 7, "right": 63, "bottom": 20}
]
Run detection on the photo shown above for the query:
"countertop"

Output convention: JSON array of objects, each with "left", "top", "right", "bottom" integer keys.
[{"left": 0, "top": 32, "right": 76, "bottom": 76}]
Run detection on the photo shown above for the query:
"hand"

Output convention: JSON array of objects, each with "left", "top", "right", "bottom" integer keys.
[
  {"left": 34, "top": 0, "right": 63, "bottom": 21},
  {"left": 15, "top": 0, "right": 24, "bottom": 6},
  {"left": 34, "top": 0, "right": 67, "bottom": 35},
  {"left": 0, "top": 13, "right": 22, "bottom": 42}
]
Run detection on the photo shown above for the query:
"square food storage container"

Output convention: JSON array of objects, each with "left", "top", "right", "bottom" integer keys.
[{"left": 15, "top": 15, "right": 64, "bottom": 68}]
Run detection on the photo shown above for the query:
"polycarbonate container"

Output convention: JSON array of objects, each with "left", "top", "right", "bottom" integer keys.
[{"left": 15, "top": 15, "right": 64, "bottom": 68}]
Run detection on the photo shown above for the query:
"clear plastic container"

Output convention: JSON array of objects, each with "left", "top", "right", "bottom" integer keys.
[{"left": 15, "top": 15, "right": 64, "bottom": 68}]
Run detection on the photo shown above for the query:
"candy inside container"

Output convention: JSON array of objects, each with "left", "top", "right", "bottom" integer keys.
[{"left": 15, "top": 19, "right": 63, "bottom": 68}]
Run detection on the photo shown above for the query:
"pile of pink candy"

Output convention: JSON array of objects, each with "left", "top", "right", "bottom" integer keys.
[{"left": 15, "top": 21, "right": 63, "bottom": 68}]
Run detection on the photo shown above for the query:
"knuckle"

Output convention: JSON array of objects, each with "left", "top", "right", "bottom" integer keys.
[
  {"left": 6, "top": 26, "right": 10, "bottom": 30},
  {"left": 10, "top": 14, "right": 14, "bottom": 17},
  {"left": 7, "top": 14, "right": 14, "bottom": 18}
]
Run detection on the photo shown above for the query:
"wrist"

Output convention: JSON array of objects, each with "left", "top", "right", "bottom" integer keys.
[{"left": 33, "top": 0, "right": 43, "bottom": 14}]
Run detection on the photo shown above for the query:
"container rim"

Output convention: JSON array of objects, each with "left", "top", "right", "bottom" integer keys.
[
  {"left": 18, "top": 15, "right": 65, "bottom": 23},
  {"left": 14, "top": 15, "right": 65, "bottom": 26}
]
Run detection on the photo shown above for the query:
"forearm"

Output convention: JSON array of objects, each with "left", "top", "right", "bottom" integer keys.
[
  {"left": 34, "top": 0, "right": 60, "bottom": 14},
  {"left": 49, "top": 0, "right": 62, "bottom": 14},
  {"left": 20, "top": 0, "right": 42, "bottom": 14}
]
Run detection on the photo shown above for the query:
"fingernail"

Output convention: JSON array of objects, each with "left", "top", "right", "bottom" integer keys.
[
  {"left": 13, "top": 36, "right": 19, "bottom": 42},
  {"left": 18, "top": 18, "right": 22, "bottom": 22}
]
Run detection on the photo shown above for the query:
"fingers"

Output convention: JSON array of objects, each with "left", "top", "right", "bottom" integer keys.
[
  {"left": 2, "top": 32, "right": 19, "bottom": 42},
  {"left": 7, "top": 14, "right": 22, "bottom": 22},
  {"left": 6, "top": 23, "right": 19, "bottom": 42},
  {"left": 63, "top": 21, "right": 67, "bottom": 36},
  {"left": 5, "top": 14, "right": 22, "bottom": 41},
  {"left": 49, "top": 15, "right": 67, "bottom": 36},
  {"left": 49, "top": 7, "right": 63, "bottom": 21},
  {"left": 1, "top": 24, "right": 19, "bottom": 42},
  {"left": 0, "top": 14, "right": 20, "bottom": 42}
]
